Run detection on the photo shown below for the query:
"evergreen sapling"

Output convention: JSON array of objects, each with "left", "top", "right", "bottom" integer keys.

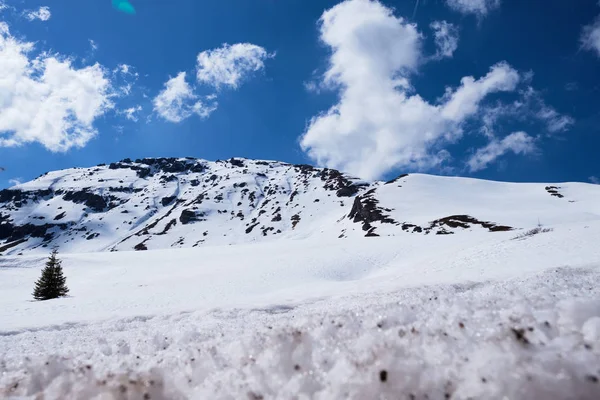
[{"left": 33, "top": 249, "right": 69, "bottom": 301}]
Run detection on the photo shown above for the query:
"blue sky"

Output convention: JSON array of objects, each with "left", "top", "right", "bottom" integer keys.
[{"left": 0, "top": 0, "right": 599, "bottom": 188}]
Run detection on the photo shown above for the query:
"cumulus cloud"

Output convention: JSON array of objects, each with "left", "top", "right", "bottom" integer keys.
[
  {"left": 154, "top": 43, "right": 272, "bottom": 122},
  {"left": 445, "top": 0, "right": 500, "bottom": 16},
  {"left": 581, "top": 11, "right": 600, "bottom": 57},
  {"left": 467, "top": 131, "right": 536, "bottom": 172},
  {"left": 153, "top": 72, "right": 217, "bottom": 123},
  {"left": 0, "top": 23, "right": 115, "bottom": 152},
  {"left": 196, "top": 43, "right": 273, "bottom": 89},
  {"left": 430, "top": 21, "right": 459, "bottom": 59},
  {"left": 24, "top": 6, "right": 51, "bottom": 21},
  {"left": 589, "top": 176, "right": 600, "bottom": 184},
  {"left": 300, "top": 0, "right": 525, "bottom": 180}
]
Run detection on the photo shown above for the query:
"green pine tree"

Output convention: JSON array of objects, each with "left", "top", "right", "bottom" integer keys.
[{"left": 32, "top": 249, "right": 69, "bottom": 301}]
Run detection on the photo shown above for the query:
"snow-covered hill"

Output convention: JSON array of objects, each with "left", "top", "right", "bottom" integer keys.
[
  {"left": 2, "top": 157, "right": 600, "bottom": 255},
  {"left": 2, "top": 159, "right": 600, "bottom": 399}
]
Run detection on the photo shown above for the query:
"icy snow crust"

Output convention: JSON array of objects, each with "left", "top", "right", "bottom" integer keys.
[{"left": 1, "top": 161, "right": 600, "bottom": 398}]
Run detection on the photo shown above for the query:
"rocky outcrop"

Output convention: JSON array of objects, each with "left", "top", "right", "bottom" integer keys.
[
  {"left": 545, "top": 186, "right": 565, "bottom": 198},
  {"left": 348, "top": 190, "right": 396, "bottom": 235},
  {"left": 229, "top": 158, "right": 245, "bottom": 168},
  {"left": 336, "top": 183, "right": 369, "bottom": 197},
  {"left": 161, "top": 196, "right": 176, "bottom": 206},
  {"left": 62, "top": 189, "right": 116, "bottom": 212},
  {"left": 108, "top": 157, "right": 206, "bottom": 178},
  {"left": 428, "top": 215, "right": 513, "bottom": 233},
  {"left": 0, "top": 188, "right": 53, "bottom": 205},
  {"left": 0, "top": 221, "right": 70, "bottom": 242},
  {"left": 179, "top": 210, "right": 198, "bottom": 225}
]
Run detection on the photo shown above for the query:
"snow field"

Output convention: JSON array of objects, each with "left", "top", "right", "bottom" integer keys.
[{"left": 1, "top": 220, "right": 600, "bottom": 398}]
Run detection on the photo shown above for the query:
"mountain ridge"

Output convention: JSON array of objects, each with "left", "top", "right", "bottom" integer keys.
[{"left": 1, "top": 157, "right": 599, "bottom": 255}]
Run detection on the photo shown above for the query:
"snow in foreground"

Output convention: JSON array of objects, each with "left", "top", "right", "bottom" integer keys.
[
  {"left": 1, "top": 267, "right": 599, "bottom": 399},
  {"left": 1, "top": 222, "right": 600, "bottom": 399}
]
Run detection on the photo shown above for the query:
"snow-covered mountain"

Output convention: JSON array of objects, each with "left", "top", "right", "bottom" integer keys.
[
  {"left": 2, "top": 158, "right": 600, "bottom": 398},
  {"left": 1, "top": 157, "right": 600, "bottom": 255}
]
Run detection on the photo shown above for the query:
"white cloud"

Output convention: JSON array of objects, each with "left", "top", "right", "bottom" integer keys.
[
  {"left": 590, "top": 176, "right": 600, "bottom": 184},
  {"left": 300, "top": 0, "right": 523, "bottom": 180},
  {"left": 440, "top": 62, "right": 520, "bottom": 122},
  {"left": 24, "top": 6, "right": 51, "bottom": 21},
  {"left": 479, "top": 87, "right": 573, "bottom": 136},
  {"left": 120, "top": 105, "right": 142, "bottom": 122},
  {"left": 304, "top": 80, "right": 320, "bottom": 94},
  {"left": 112, "top": 64, "right": 139, "bottom": 96},
  {"left": 89, "top": 39, "right": 98, "bottom": 52},
  {"left": 467, "top": 131, "right": 536, "bottom": 172},
  {"left": 0, "top": 23, "right": 115, "bottom": 152},
  {"left": 478, "top": 102, "right": 516, "bottom": 138},
  {"left": 445, "top": 0, "right": 500, "bottom": 16},
  {"left": 430, "top": 21, "right": 459, "bottom": 59},
  {"left": 581, "top": 14, "right": 600, "bottom": 57},
  {"left": 8, "top": 177, "right": 22, "bottom": 186},
  {"left": 119, "top": 83, "right": 133, "bottom": 96},
  {"left": 196, "top": 43, "right": 273, "bottom": 89},
  {"left": 522, "top": 87, "right": 573, "bottom": 133},
  {"left": 536, "top": 107, "right": 573, "bottom": 133},
  {"left": 153, "top": 72, "right": 217, "bottom": 123},
  {"left": 116, "top": 64, "right": 133, "bottom": 75},
  {"left": 304, "top": 69, "right": 325, "bottom": 93},
  {"left": 0, "top": 1, "right": 8, "bottom": 12},
  {"left": 154, "top": 42, "right": 271, "bottom": 123}
]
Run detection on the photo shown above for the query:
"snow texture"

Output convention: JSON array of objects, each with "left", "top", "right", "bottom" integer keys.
[{"left": 0, "top": 265, "right": 599, "bottom": 399}]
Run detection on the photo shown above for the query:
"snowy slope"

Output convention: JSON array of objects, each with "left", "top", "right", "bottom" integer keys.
[
  {"left": 2, "top": 219, "right": 600, "bottom": 331},
  {"left": 1, "top": 157, "right": 600, "bottom": 255},
  {"left": 1, "top": 222, "right": 600, "bottom": 398}
]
